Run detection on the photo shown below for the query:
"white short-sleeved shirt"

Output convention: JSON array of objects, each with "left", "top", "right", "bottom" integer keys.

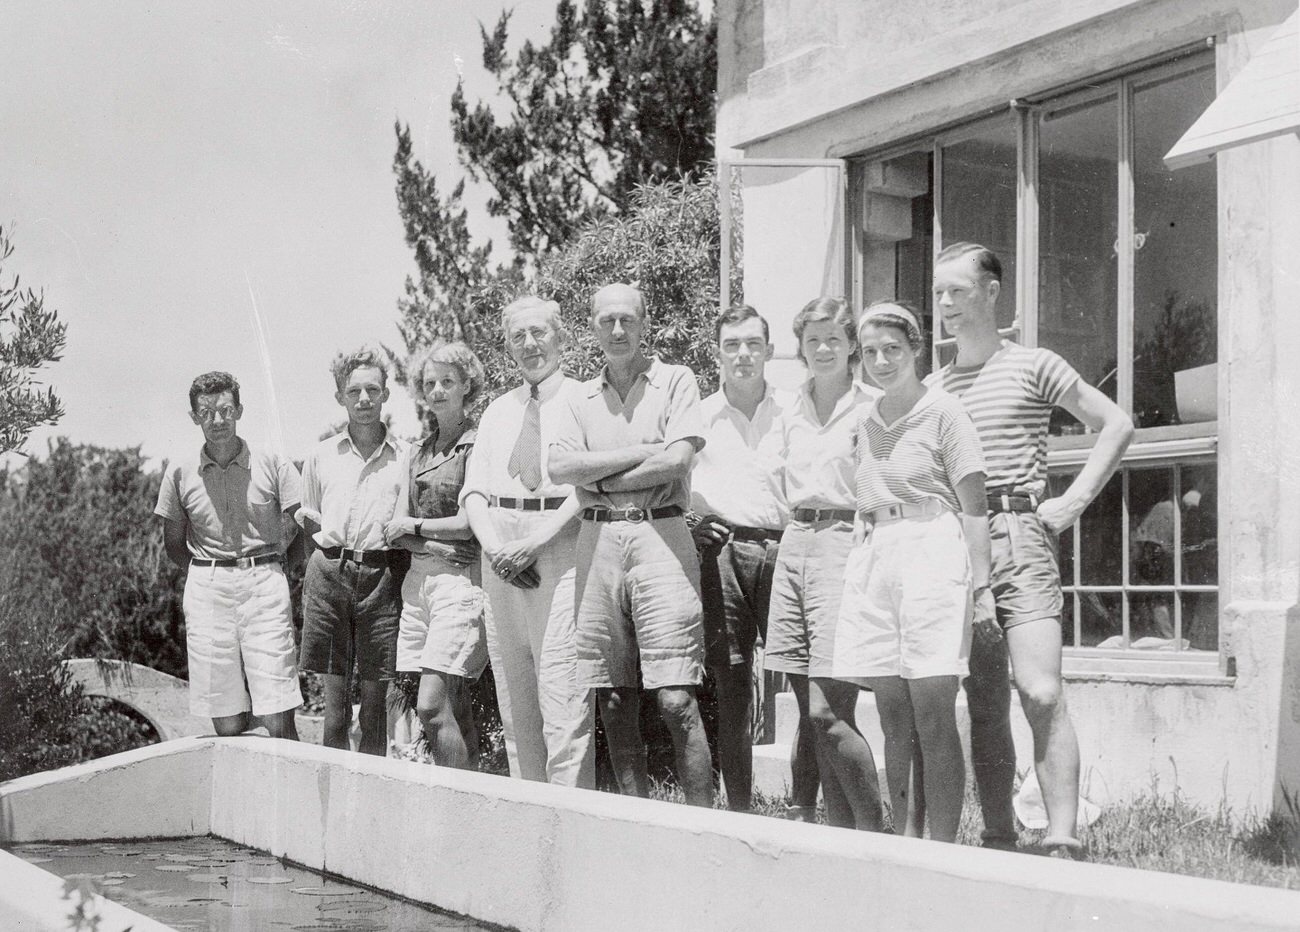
[
  {"left": 297, "top": 428, "right": 407, "bottom": 550},
  {"left": 852, "top": 385, "right": 986, "bottom": 516},
  {"left": 690, "top": 383, "right": 790, "bottom": 530},
  {"left": 459, "top": 368, "right": 577, "bottom": 507},
  {"left": 782, "top": 381, "right": 880, "bottom": 511},
  {"left": 550, "top": 356, "right": 705, "bottom": 512},
  {"left": 930, "top": 341, "right": 1080, "bottom": 497},
  {"left": 154, "top": 440, "right": 301, "bottom": 560}
]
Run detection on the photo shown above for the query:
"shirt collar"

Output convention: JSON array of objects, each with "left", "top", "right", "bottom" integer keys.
[
  {"left": 522, "top": 367, "right": 569, "bottom": 402},
  {"left": 869, "top": 383, "right": 945, "bottom": 427},
  {"left": 336, "top": 426, "right": 400, "bottom": 461},
  {"left": 587, "top": 355, "right": 662, "bottom": 398},
  {"left": 704, "top": 381, "right": 778, "bottom": 422},
  {"left": 199, "top": 438, "right": 250, "bottom": 471},
  {"left": 798, "top": 379, "right": 871, "bottom": 425}
]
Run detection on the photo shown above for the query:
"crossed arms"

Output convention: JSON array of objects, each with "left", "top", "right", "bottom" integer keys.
[{"left": 548, "top": 439, "right": 698, "bottom": 493}]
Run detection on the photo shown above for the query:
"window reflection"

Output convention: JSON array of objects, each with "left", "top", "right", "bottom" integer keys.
[
  {"left": 942, "top": 126, "right": 1018, "bottom": 330},
  {"left": 1038, "top": 96, "right": 1119, "bottom": 434},
  {"left": 1132, "top": 66, "right": 1218, "bottom": 428}
]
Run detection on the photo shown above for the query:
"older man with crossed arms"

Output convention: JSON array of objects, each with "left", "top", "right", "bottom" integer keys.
[
  {"left": 549, "top": 282, "right": 713, "bottom": 807},
  {"left": 460, "top": 295, "right": 595, "bottom": 788}
]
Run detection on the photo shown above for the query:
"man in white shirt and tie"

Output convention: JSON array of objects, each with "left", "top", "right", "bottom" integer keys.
[
  {"left": 460, "top": 296, "right": 594, "bottom": 788},
  {"left": 689, "top": 305, "right": 790, "bottom": 812}
]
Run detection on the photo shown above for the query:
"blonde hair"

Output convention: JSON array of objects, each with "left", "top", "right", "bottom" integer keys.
[
  {"left": 409, "top": 340, "right": 486, "bottom": 408},
  {"left": 330, "top": 346, "right": 388, "bottom": 391}
]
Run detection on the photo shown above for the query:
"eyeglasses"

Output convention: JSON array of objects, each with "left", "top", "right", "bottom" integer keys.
[
  {"left": 507, "top": 326, "right": 553, "bottom": 347},
  {"left": 195, "top": 405, "right": 237, "bottom": 423}
]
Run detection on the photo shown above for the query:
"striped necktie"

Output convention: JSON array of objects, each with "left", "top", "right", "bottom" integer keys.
[{"left": 508, "top": 383, "right": 543, "bottom": 491}]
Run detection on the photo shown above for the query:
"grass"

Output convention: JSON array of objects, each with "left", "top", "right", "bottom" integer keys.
[{"left": 647, "top": 778, "right": 1300, "bottom": 891}]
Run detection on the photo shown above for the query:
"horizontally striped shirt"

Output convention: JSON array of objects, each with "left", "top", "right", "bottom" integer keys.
[
  {"left": 853, "top": 386, "right": 986, "bottom": 516},
  {"left": 930, "top": 342, "right": 1079, "bottom": 498}
]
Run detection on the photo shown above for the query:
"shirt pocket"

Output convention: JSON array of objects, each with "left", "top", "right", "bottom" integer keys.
[{"left": 247, "top": 495, "right": 283, "bottom": 545}]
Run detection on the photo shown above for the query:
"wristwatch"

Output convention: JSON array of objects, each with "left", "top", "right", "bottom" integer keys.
[{"left": 415, "top": 520, "right": 424, "bottom": 538}]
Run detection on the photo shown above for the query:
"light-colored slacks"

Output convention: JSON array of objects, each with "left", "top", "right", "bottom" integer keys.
[{"left": 481, "top": 509, "right": 594, "bottom": 788}]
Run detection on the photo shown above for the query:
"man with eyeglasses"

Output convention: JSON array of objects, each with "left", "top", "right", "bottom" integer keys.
[
  {"left": 156, "top": 371, "right": 303, "bottom": 739},
  {"left": 460, "top": 295, "right": 594, "bottom": 788}
]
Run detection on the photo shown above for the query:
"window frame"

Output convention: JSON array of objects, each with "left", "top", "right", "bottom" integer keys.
[{"left": 847, "top": 46, "right": 1224, "bottom": 670}]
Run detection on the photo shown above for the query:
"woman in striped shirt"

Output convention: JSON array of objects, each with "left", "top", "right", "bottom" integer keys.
[{"left": 832, "top": 302, "right": 993, "bottom": 842}]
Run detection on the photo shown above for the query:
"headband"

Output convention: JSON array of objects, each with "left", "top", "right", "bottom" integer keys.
[{"left": 860, "top": 303, "right": 921, "bottom": 334}]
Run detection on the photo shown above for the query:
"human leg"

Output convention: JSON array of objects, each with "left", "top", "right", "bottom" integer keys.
[
  {"left": 1006, "top": 617, "right": 1079, "bottom": 845},
  {"left": 908, "top": 675, "right": 963, "bottom": 842},
  {"left": 713, "top": 661, "right": 755, "bottom": 810},
  {"left": 597, "top": 686, "right": 647, "bottom": 797},
  {"left": 808, "top": 677, "right": 882, "bottom": 831},
  {"left": 656, "top": 686, "right": 713, "bottom": 807},
  {"left": 240, "top": 565, "right": 302, "bottom": 740},
  {"left": 321, "top": 674, "right": 353, "bottom": 750},
  {"left": 864, "top": 676, "right": 916, "bottom": 834},
  {"left": 415, "top": 671, "right": 471, "bottom": 768},
  {"left": 538, "top": 562, "right": 595, "bottom": 788},
  {"left": 357, "top": 678, "right": 390, "bottom": 757},
  {"left": 212, "top": 712, "right": 251, "bottom": 736},
  {"left": 785, "top": 674, "right": 823, "bottom": 819}
]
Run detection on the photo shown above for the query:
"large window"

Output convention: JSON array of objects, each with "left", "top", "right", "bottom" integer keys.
[{"left": 852, "top": 49, "right": 1220, "bottom": 656}]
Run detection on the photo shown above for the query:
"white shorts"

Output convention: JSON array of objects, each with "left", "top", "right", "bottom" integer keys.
[
  {"left": 832, "top": 510, "right": 972, "bottom": 680},
  {"left": 396, "top": 553, "right": 488, "bottom": 678},
  {"left": 183, "top": 563, "right": 302, "bottom": 718}
]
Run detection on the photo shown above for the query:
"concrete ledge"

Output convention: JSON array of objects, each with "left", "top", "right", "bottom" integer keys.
[
  {"left": 0, "top": 737, "right": 212, "bottom": 842},
  {"left": 0, "top": 850, "right": 171, "bottom": 932},
  {"left": 5, "top": 738, "right": 1300, "bottom": 931}
]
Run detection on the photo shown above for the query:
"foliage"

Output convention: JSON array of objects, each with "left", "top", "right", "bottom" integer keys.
[
  {"left": 453, "top": 0, "right": 716, "bottom": 260},
  {"left": 0, "top": 439, "right": 188, "bottom": 679},
  {"left": 392, "top": 0, "right": 716, "bottom": 364},
  {"left": 0, "top": 224, "right": 67, "bottom": 454}
]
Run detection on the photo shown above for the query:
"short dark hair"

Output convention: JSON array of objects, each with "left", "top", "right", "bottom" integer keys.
[
  {"left": 858, "top": 301, "right": 925, "bottom": 354},
  {"left": 714, "top": 304, "right": 770, "bottom": 343},
  {"left": 792, "top": 296, "right": 859, "bottom": 368},
  {"left": 189, "top": 371, "right": 240, "bottom": 412},
  {"left": 935, "top": 242, "right": 1003, "bottom": 283}
]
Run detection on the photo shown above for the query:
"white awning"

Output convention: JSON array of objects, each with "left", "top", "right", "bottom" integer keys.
[{"left": 1164, "top": 8, "right": 1299, "bottom": 170}]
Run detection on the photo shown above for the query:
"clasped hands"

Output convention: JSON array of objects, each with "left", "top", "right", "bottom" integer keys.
[{"left": 488, "top": 538, "right": 541, "bottom": 590}]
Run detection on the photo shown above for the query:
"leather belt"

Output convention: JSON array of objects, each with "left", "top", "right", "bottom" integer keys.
[
  {"left": 986, "top": 490, "right": 1039, "bottom": 515},
  {"left": 729, "top": 525, "right": 783, "bottom": 543},
  {"left": 190, "top": 554, "right": 281, "bottom": 569},
  {"left": 581, "top": 505, "right": 684, "bottom": 523},
  {"left": 318, "top": 545, "right": 395, "bottom": 568},
  {"left": 862, "top": 498, "right": 946, "bottom": 527},
  {"left": 489, "top": 495, "right": 567, "bottom": 511},
  {"left": 791, "top": 507, "right": 856, "bottom": 524}
]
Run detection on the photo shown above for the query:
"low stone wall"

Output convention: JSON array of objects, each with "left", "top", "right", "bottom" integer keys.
[{"left": 4, "top": 738, "right": 1300, "bottom": 931}]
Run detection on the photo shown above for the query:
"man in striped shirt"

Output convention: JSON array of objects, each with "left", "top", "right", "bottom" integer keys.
[{"left": 931, "top": 243, "right": 1133, "bottom": 855}]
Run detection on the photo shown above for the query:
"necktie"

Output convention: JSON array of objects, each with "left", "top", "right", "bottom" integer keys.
[{"left": 509, "top": 384, "right": 543, "bottom": 491}]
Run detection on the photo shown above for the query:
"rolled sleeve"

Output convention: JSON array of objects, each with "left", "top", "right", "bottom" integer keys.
[
  {"left": 458, "top": 415, "right": 493, "bottom": 507},
  {"left": 275, "top": 455, "right": 302, "bottom": 512},
  {"left": 154, "top": 465, "right": 184, "bottom": 523},
  {"left": 663, "top": 369, "right": 706, "bottom": 452},
  {"left": 296, "top": 450, "right": 322, "bottom": 527}
]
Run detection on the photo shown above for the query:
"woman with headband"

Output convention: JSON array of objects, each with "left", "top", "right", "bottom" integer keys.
[
  {"left": 764, "top": 296, "right": 884, "bottom": 830},
  {"left": 831, "top": 301, "right": 992, "bottom": 842}
]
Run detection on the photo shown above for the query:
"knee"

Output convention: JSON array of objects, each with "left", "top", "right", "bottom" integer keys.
[
  {"left": 806, "top": 699, "right": 840, "bottom": 737},
  {"left": 1017, "top": 679, "right": 1064, "bottom": 724},
  {"left": 417, "top": 701, "right": 451, "bottom": 731},
  {"left": 655, "top": 689, "right": 701, "bottom": 734}
]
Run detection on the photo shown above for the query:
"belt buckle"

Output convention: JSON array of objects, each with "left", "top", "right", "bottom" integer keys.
[
  {"left": 235, "top": 556, "right": 254, "bottom": 570},
  {"left": 624, "top": 506, "right": 646, "bottom": 523},
  {"left": 887, "top": 505, "right": 900, "bottom": 520}
]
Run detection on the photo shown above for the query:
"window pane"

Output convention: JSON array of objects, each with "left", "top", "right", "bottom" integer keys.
[
  {"left": 941, "top": 123, "right": 1018, "bottom": 329},
  {"left": 1080, "top": 592, "right": 1122, "bottom": 647},
  {"left": 1038, "top": 96, "right": 1118, "bottom": 435},
  {"left": 1079, "top": 472, "right": 1122, "bottom": 585},
  {"left": 860, "top": 151, "right": 934, "bottom": 344},
  {"left": 1183, "top": 591, "right": 1218, "bottom": 651},
  {"left": 1130, "top": 467, "right": 1174, "bottom": 586},
  {"left": 1133, "top": 64, "right": 1218, "bottom": 428},
  {"left": 1130, "top": 592, "right": 1175, "bottom": 644},
  {"left": 1181, "top": 462, "right": 1217, "bottom": 585}
]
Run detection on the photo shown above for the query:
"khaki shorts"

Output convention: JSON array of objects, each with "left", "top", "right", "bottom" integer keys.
[
  {"left": 833, "top": 511, "right": 972, "bottom": 680},
  {"left": 764, "top": 518, "right": 853, "bottom": 679},
  {"left": 396, "top": 553, "right": 487, "bottom": 678},
  {"left": 183, "top": 563, "right": 302, "bottom": 718},
  {"left": 574, "top": 517, "right": 703, "bottom": 690},
  {"left": 990, "top": 511, "right": 1064, "bottom": 628}
]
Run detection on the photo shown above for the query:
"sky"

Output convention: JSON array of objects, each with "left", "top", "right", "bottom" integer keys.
[{"left": 1, "top": 1, "right": 555, "bottom": 466}]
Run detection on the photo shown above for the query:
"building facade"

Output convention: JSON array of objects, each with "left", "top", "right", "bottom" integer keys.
[{"left": 717, "top": 0, "right": 1300, "bottom": 816}]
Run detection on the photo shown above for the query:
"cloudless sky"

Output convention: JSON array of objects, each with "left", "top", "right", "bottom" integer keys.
[{"left": 1, "top": 1, "right": 554, "bottom": 466}]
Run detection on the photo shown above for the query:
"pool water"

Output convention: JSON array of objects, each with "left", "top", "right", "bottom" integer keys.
[{"left": 8, "top": 835, "right": 495, "bottom": 931}]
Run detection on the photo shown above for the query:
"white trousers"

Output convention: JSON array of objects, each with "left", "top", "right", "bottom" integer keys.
[{"left": 481, "top": 510, "right": 594, "bottom": 788}]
